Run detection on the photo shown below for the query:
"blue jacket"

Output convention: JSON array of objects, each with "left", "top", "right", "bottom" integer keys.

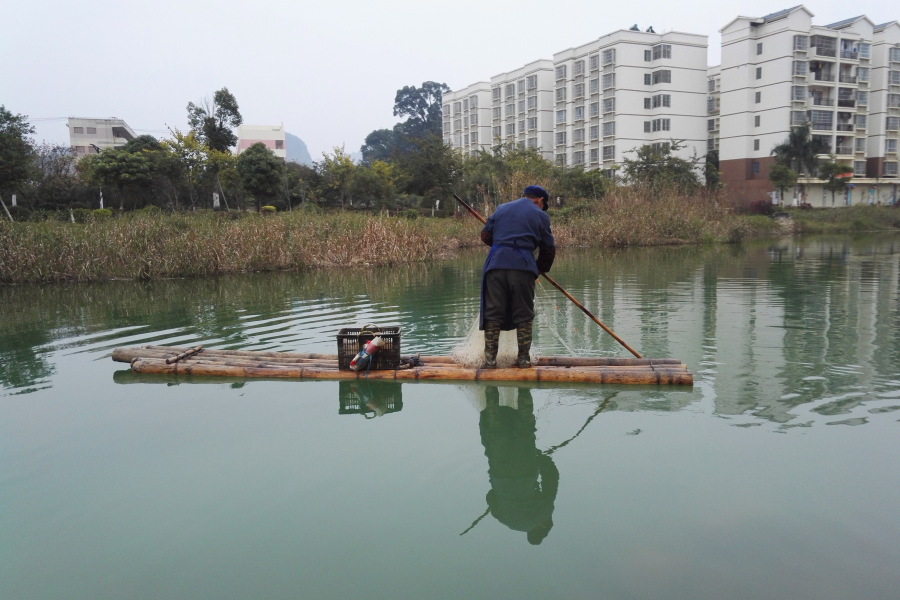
[{"left": 481, "top": 198, "right": 555, "bottom": 277}]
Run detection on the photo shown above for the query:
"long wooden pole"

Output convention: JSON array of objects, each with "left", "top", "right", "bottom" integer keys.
[{"left": 453, "top": 193, "right": 642, "bottom": 359}]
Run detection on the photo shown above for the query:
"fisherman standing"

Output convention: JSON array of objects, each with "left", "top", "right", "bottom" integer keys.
[{"left": 479, "top": 185, "right": 556, "bottom": 369}]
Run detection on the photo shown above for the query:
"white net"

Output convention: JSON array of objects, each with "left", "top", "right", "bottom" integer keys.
[{"left": 451, "top": 318, "right": 540, "bottom": 369}]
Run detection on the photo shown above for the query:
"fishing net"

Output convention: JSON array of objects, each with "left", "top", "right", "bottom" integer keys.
[{"left": 451, "top": 318, "right": 536, "bottom": 369}]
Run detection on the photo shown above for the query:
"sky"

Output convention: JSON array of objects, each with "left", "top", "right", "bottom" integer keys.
[{"left": 2, "top": 0, "right": 895, "bottom": 158}]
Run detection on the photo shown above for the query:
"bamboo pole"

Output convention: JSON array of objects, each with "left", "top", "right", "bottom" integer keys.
[{"left": 452, "top": 193, "right": 643, "bottom": 359}]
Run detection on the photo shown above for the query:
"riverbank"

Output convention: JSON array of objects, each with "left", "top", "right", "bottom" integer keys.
[{"left": 2, "top": 201, "right": 898, "bottom": 284}]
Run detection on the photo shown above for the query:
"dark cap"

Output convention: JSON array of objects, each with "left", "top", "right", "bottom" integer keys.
[{"left": 523, "top": 185, "right": 549, "bottom": 211}]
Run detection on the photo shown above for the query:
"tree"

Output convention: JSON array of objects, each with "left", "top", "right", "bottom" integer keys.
[
  {"left": 122, "top": 135, "right": 163, "bottom": 154},
  {"left": 30, "top": 143, "right": 79, "bottom": 209},
  {"left": 704, "top": 149, "right": 721, "bottom": 192},
  {"left": 0, "top": 105, "right": 34, "bottom": 197},
  {"left": 768, "top": 163, "right": 798, "bottom": 205},
  {"left": 621, "top": 141, "right": 701, "bottom": 192},
  {"left": 394, "top": 134, "right": 459, "bottom": 197},
  {"left": 161, "top": 129, "right": 204, "bottom": 208},
  {"left": 90, "top": 149, "right": 154, "bottom": 210},
  {"left": 318, "top": 146, "right": 356, "bottom": 209},
  {"left": 393, "top": 82, "right": 450, "bottom": 138},
  {"left": 771, "top": 122, "right": 830, "bottom": 176},
  {"left": 187, "top": 88, "right": 243, "bottom": 152},
  {"left": 818, "top": 158, "right": 853, "bottom": 207},
  {"left": 236, "top": 142, "right": 284, "bottom": 210},
  {"left": 360, "top": 128, "right": 402, "bottom": 163}
]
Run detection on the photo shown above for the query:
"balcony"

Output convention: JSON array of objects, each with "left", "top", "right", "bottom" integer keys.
[
  {"left": 840, "top": 49, "right": 859, "bottom": 60},
  {"left": 839, "top": 74, "right": 857, "bottom": 84},
  {"left": 815, "top": 47, "right": 837, "bottom": 58},
  {"left": 835, "top": 146, "right": 854, "bottom": 155},
  {"left": 811, "top": 72, "right": 835, "bottom": 82},
  {"left": 837, "top": 124, "right": 854, "bottom": 132},
  {"left": 837, "top": 99, "right": 856, "bottom": 108},
  {"left": 812, "top": 123, "right": 833, "bottom": 131},
  {"left": 811, "top": 97, "right": 834, "bottom": 106}
]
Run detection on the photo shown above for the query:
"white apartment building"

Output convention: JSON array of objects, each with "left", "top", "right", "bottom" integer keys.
[
  {"left": 719, "top": 6, "right": 898, "bottom": 204},
  {"left": 707, "top": 65, "right": 722, "bottom": 153},
  {"left": 442, "top": 82, "right": 493, "bottom": 156},
  {"left": 68, "top": 117, "right": 136, "bottom": 156},
  {"left": 489, "top": 60, "right": 556, "bottom": 160},
  {"left": 552, "top": 30, "right": 709, "bottom": 172},
  {"left": 869, "top": 21, "right": 900, "bottom": 187},
  {"left": 237, "top": 124, "right": 286, "bottom": 160}
]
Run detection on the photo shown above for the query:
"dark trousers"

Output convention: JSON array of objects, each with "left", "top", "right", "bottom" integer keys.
[{"left": 483, "top": 269, "right": 536, "bottom": 330}]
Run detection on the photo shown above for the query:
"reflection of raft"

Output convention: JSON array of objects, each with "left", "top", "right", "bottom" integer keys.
[{"left": 112, "top": 345, "right": 693, "bottom": 385}]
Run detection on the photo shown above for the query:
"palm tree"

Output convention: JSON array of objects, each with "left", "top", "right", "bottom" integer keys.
[{"left": 771, "top": 122, "right": 830, "bottom": 176}]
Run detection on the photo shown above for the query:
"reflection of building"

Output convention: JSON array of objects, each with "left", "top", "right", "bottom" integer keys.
[
  {"left": 67, "top": 117, "right": 136, "bottom": 157},
  {"left": 236, "top": 124, "right": 286, "bottom": 160}
]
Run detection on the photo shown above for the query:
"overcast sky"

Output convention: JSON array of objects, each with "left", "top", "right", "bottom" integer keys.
[{"left": 2, "top": 0, "right": 893, "bottom": 158}]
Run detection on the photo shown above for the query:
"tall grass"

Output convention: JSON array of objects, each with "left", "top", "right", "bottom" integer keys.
[{"left": 0, "top": 192, "right": 741, "bottom": 284}]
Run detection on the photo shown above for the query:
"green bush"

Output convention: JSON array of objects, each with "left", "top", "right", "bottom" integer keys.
[
  {"left": 5, "top": 205, "right": 31, "bottom": 221},
  {"left": 140, "top": 205, "right": 161, "bottom": 213},
  {"left": 260, "top": 205, "right": 277, "bottom": 214},
  {"left": 403, "top": 208, "right": 419, "bottom": 220},
  {"left": 93, "top": 208, "right": 113, "bottom": 220},
  {"left": 72, "top": 208, "right": 93, "bottom": 223},
  {"left": 298, "top": 202, "right": 323, "bottom": 214}
]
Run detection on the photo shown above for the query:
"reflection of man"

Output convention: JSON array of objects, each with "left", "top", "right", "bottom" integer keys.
[{"left": 480, "top": 386, "right": 559, "bottom": 545}]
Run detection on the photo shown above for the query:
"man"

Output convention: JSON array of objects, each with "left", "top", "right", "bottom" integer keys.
[{"left": 479, "top": 185, "right": 556, "bottom": 369}]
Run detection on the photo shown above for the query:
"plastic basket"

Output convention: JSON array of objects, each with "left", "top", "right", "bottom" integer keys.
[{"left": 336, "top": 325, "right": 401, "bottom": 371}]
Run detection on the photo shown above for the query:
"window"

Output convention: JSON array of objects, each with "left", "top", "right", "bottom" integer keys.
[
  {"left": 708, "top": 119, "right": 716, "bottom": 131},
  {"left": 889, "top": 94, "right": 900, "bottom": 108},
  {"left": 492, "top": 88, "right": 501, "bottom": 100},
  {"left": 856, "top": 114, "right": 867, "bottom": 129},
  {"left": 574, "top": 60, "right": 585, "bottom": 76},
  {"left": 755, "top": 67, "right": 762, "bottom": 79},
  {"left": 811, "top": 110, "right": 833, "bottom": 129},
  {"left": 527, "top": 96, "right": 537, "bottom": 109},
  {"left": 651, "top": 94, "right": 670, "bottom": 108},
  {"left": 644, "top": 73, "right": 652, "bottom": 85},
  {"left": 644, "top": 121, "right": 651, "bottom": 133},
  {"left": 463, "top": 99, "right": 469, "bottom": 111},
  {"left": 590, "top": 55, "right": 599, "bottom": 70},
  {"left": 858, "top": 43, "right": 871, "bottom": 59},
  {"left": 464, "top": 116, "right": 469, "bottom": 127},
  {"left": 493, "top": 107, "right": 501, "bottom": 119},
  {"left": 890, "top": 48, "right": 900, "bottom": 62},
  {"left": 791, "top": 111, "right": 808, "bottom": 125},
  {"left": 454, "top": 102, "right": 461, "bottom": 114},
  {"left": 602, "top": 121, "right": 615, "bottom": 136},
  {"left": 73, "top": 126, "right": 84, "bottom": 134},
  {"left": 602, "top": 73, "right": 615, "bottom": 89},
  {"left": 464, "top": 134, "right": 469, "bottom": 145},
  {"left": 527, "top": 137, "right": 537, "bottom": 148},
  {"left": 652, "top": 44, "right": 671, "bottom": 60},
  {"left": 757, "top": 42, "right": 763, "bottom": 55},
  {"left": 644, "top": 49, "right": 652, "bottom": 62},
  {"left": 527, "top": 117, "right": 537, "bottom": 130},
  {"left": 792, "top": 61, "right": 808, "bottom": 76},
  {"left": 708, "top": 79, "right": 715, "bottom": 92},
  {"left": 574, "top": 106, "right": 584, "bottom": 121},
  {"left": 518, "top": 120, "right": 525, "bottom": 133},
  {"left": 574, "top": 83, "right": 584, "bottom": 98},
  {"left": 590, "top": 125, "right": 599, "bottom": 140},
  {"left": 792, "top": 86, "right": 807, "bottom": 101},
  {"left": 602, "top": 145, "right": 615, "bottom": 160},
  {"left": 651, "top": 70, "right": 671, "bottom": 84},
  {"left": 472, "top": 132, "right": 478, "bottom": 144},
  {"left": 755, "top": 115, "right": 761, "bottom": 127},
  {"left": 754, "top": 139, "right": 760, "bottom": 151},
  {"left": 506, "top": 103, "right": 514, "bottom": 116},
  {"left": 573, "top": 151, "right": 585, "bottom": 165},
  {"left": 590, "top": 148, "right": 599, "bottom": 163},
  {"left": 471, "top": 114, "right": 478, "bottom": 125},
  {"left": 708, "top": 98, "right": 716, "bottom": 111},
  {"left": 275, "top": 140, "right": 284, "bottom": 150},
  {"left": 755, "top": 91, "right": 761, "bottom": 104},
  {"left": 442, "top": 104, "right": 450, "bottom": 115},
  {"left": 644, "top": 98, "right": 652, "bottom": 109},
  {"left": 574, "top": 129, "right": 585, "bottom": 142},
  {"left": 857, "top": 67, "right": 869, "bottom": 82},
  {"left": 555, "top": 65, "right": 566, "bottom": 80},
  {"left": 856, "top": 137, "right": 867, "bottom": 152},
  {"left": 602, "top": 49, "right": 615, "bottom": 65},
  {"left": 651, "top": 118, "right": 670, "bottom": 132},
  {"left": 556, "top": 110, "right": 566, "bottom": 124},
  {"left": 454, "top": 119, "right": 461, "bottom": 130},
  {"left": 556, "top": 154, "right": 566, "bottom": 166},
  {"left": 518, "top": 100, "right": 526, "bottom": 113},
  {"left": 589, "top": 103, "right": 599, "bottom": 118},
  {"left": 493, "top": 126, "right": 501, "bottom": 138},
  {"left": 504, "top": 84, "right": 514, "bottom": 97},
  {"left": 888, "top": 117, "right": 900, "bottom": 131},
  {"left": 857, "top": 91, "right": 869, "bottom": 105},
  {"left": 887, "top": 139, "right": 898, "bottom": 153},
  {"left": 556, "top": 88, "right": 566, "bottom": 102},
  {"left": 890, "top": 71, "right": 900, "bottom": 85},
  {"left": 853, "top": 161, "right": 867, "bottom": 176},
  {"left": 75, "top": 145, "right": 86, "bottom": 153},
  {"left": 517, "top": 80, "right": 525, "bottom": 93},
  {"left": 752, "top": 161, "right": 760, "bottom": 174},
  {"left": 793, "top": 35, "right": 809, "bottom": 51},
  {"left": 885, "top": 162, "right": 899, "bottom": 176},
  {"left": 590, "top": 78, "right": 599, "bottom": 94},
  {"left": 707, "top": 138, "right": 715, "bottom": 151},
  {"left": 526, "top": 75, "right": 537, "bottom": 90},
  {"left": 556, "top": 131, "right": 567, "bottom": 145},
  {"left": 470, "top": 96, "right": 478, "bottom": 108},
  {"left": 602, "top": 98, "right": 614, "bottom": 113},
  {"left": 506, "top": 124, "right": 515, "bottom": 135},
  {"left": 86, "top": 127, "right": 97, "bottom": 134}
]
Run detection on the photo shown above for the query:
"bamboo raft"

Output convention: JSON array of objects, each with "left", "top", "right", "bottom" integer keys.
[{"left": 112, "top": 345, "right": 693, "bottom": 385}]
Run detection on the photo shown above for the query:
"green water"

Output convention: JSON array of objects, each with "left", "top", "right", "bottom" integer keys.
[{"left": 2, "top": 235, "right": 899, "bottom": 599}]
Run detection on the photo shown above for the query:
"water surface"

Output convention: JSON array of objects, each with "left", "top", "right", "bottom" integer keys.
[{"left": 2, "top": 235, "right": 899, "bottom": 599}]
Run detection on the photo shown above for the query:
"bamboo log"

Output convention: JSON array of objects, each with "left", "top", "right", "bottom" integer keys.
[
  {"left": 165, "top": 345, "right": 203, "bottom": 364},
  {"left": 131, "top": 358, "right": 692, "bottom": 385},
  {"left": 535, "top": 357, "right": 681, "bottom": 367}
]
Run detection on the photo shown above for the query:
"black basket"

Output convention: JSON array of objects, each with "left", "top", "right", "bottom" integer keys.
[
  {"left": 338, "top": 381, "right": 403, "bottom": 417},
  {"left": 336, "top": 325, "right": 401, "bottom": 371}
]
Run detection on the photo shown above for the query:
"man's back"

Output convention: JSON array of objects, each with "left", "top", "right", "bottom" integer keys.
[{"left": 482, "top": 198, "right": 554, "bottom": 276}]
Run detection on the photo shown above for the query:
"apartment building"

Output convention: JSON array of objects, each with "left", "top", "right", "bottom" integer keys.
[
  {"left": 442, "top": 82, "right": 493, "bottom": 156},
  {"left": 552, "top": 30, "right": 709, "bottom": 172},
  {"left": 487, "top": 60, "right": 557, "bottom": 160},
  {"left": 237, "top": 124, "right": 286, "bottom": 160},
  {"left": 868, "top": 21, "right": 900, "bottom": 187},
  {"left": 719, "top": 6, "right": 898, "bottom": 204},
  {"left": 707, "top": 65, "right": 722, "bottom": 153},
  {"left": 68, "top": 118, "right": 136, "bottom": 156}
]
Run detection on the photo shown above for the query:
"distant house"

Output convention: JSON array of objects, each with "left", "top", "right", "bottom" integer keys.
[
  {"left": 68, "top": 117, "right": 136, "bottom": 156},
  {"left": 236, "top": 124, "right": 286, "bottom": 160}
]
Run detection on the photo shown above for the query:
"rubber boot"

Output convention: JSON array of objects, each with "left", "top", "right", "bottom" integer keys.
[
  {"left": 516, "top": 320, "right": 533, "bottom": 368},
  {"left": 483, "top": 321, "right": 501, "bottom": 369}
]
